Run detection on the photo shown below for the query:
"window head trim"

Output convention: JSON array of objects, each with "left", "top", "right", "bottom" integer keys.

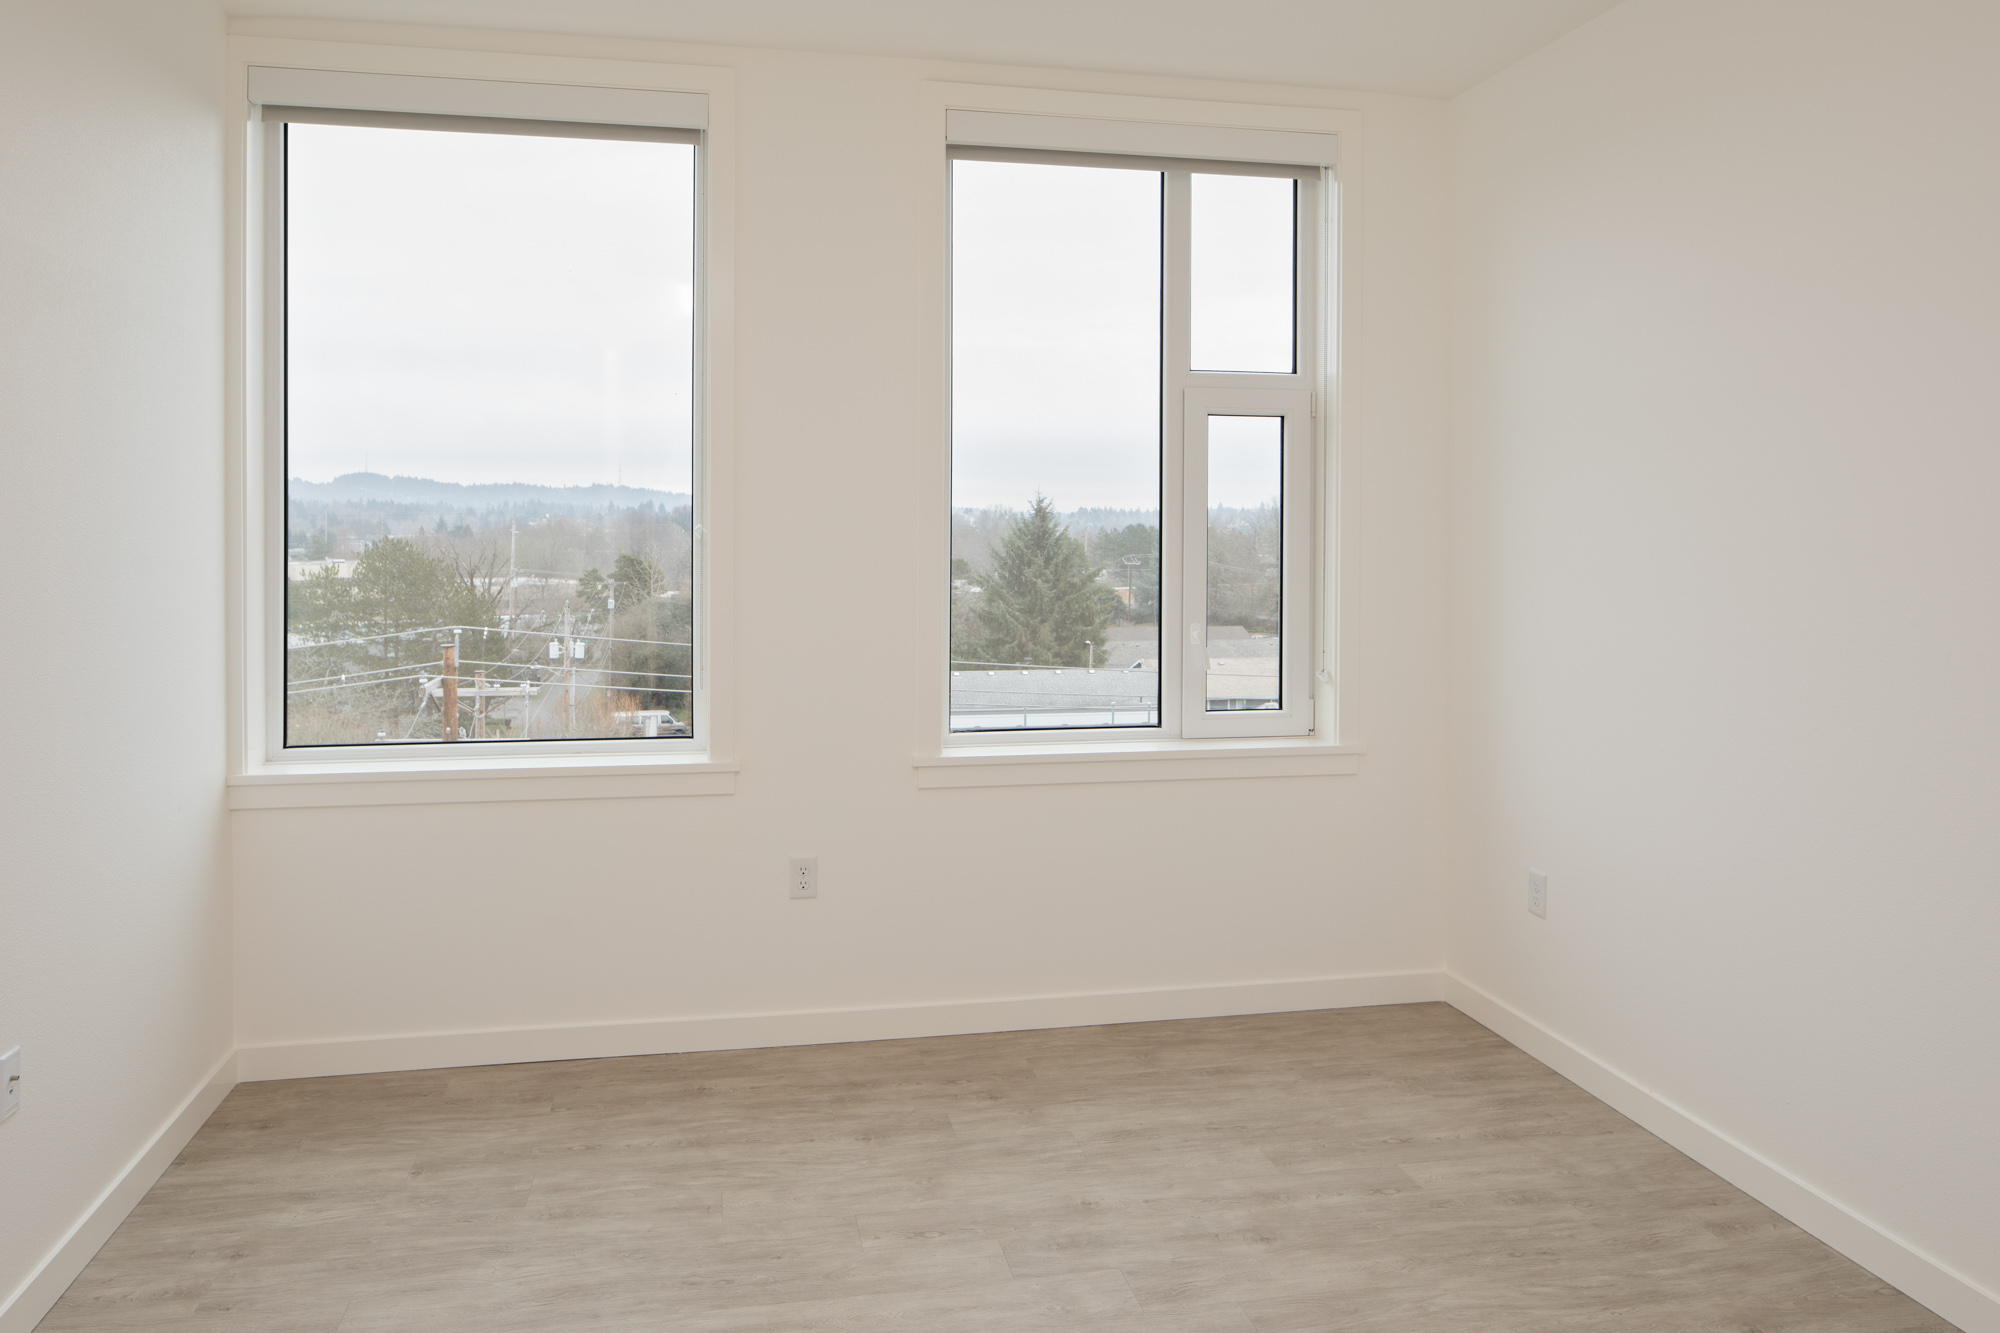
[
  {"left": 947, "top": 143, "right": 1316, "bottom": 181},
  {"left": 261, "top": 104, "right": 700, "bottom": 146},
  {"left": 247, "top": 65, "right": 708, "bottom": 131},
  {"left": 945, "top": 109, "right": 1336, "bottom": 169}
]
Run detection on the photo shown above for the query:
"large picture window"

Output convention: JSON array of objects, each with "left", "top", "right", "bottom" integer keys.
[
  {"left": 271, "top": 106, "right": 700, "bottom": 748},
  {"left": 948, "top": 147, "right": 1320, "bottom": 739}
]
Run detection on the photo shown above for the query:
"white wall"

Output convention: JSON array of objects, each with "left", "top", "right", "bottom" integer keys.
[
  {"left": 1450, "top": 0, "right": 2000, "bottom": 1309},
  {"left": 0, "top": 0, "right": 231, "bottom": 1314},
  {"left": 226, "top": 25, "right": 1454, "bottom": 1060}
]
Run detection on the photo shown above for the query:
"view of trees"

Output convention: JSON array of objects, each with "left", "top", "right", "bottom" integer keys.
[
  {"left": 286, "top": 473, "right": 1277, "bottom": 744},
  {"left": 288, "top": 536, "right": 511, "bottom": 692},
  {"left": 951, "top": 496, "right": 1156, "bottom": 669},
  {"left": 284, "top": 481, "right": 693, "bottom": 746},
  {"left": 955, "top": 496, "right": 1122, "bottom": 667},
  {"left": 948, "top": 495, "right": 1279, "bottom": 670},
  {"left": 1206, "top": 503, "right": 1282, "bottom": 634}
]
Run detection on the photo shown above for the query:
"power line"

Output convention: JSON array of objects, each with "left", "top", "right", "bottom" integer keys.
[
  {"left": 287, "top": 674, "right": 691, "bottom": 698},
  {"left": 286, "top": 660, "right": 446, "bottom": 688}
]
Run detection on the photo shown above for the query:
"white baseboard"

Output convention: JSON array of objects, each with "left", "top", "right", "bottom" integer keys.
[
  {"left": 1442, "top": 975, "right": 1999, "bottom": 1333},
  {"left": 23, "top": 978, "right": 1985, "bottom": 1333},
  {"left": 0, "top": 1050, "right": 239, "bottom": 1333},
  {"left": 235, "top": 971, "right": 1446, "bottom": 1082}
]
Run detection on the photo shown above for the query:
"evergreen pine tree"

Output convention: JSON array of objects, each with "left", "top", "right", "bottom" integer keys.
[{"left": 966, "top": 495, "right": 1118, "bottom": 666}]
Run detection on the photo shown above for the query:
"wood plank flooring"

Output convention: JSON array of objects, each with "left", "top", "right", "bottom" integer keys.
[{"left": 39, "top": 1003, "right": 1953, "bottom": 1331}]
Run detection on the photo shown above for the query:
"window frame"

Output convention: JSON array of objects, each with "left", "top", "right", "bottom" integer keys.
[
  {"left": 1180, "top": 387, "right": 1317, "bottom": 739},
  {"left": 926, "top": 94, "right": 1353, "bottom": 772},
  {"left": 225, "top": 40, "right": 739, "bottom": 805}
]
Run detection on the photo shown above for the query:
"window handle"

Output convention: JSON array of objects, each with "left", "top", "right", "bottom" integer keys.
[{"left": 1189, "top": 623, "right": 1204, "bottom": 646}]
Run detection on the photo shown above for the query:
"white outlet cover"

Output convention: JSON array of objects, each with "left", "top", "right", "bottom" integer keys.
[
  {"left": 1, "top": 1046, "right": 19, "bottom": 1121},
  {"left": 789, "top": 856, "right": 818, "bottom": 899},
  {"left": 1528, "top": 869, "right": 1548, "bottom": 919}
]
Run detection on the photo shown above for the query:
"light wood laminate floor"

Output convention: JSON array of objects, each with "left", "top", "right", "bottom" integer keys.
[{"left": 41, "top": 1004, "right": 1951, "bottom": 1332}]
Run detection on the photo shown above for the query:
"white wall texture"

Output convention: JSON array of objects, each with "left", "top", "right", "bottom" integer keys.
[
  {"left": 1450, "top": 0, "right": 2000, "bottom": 1305},
  {"left": 0, "top": 0, "right": 232, "bottom": 1312},
  {"left": 225, "top": 26, "right": 1456, "bottom": 1056}
]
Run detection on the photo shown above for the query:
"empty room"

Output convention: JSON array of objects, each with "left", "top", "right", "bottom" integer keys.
[{"left": 2, "top": 0, "right": 1996, "bottom": 1329}]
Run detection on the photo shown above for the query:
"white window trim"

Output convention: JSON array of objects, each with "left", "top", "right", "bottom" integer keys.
[
  {"left": 914, "top": 82, "right": 1366, "bottom": 787},
  {"left": 224, "top": 37, "right": 739, "bottom": 809},
  {"left": 245, "top": 66, "right": 710, "bottom": 128}
]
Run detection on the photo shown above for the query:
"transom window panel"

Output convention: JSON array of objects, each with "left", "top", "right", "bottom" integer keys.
[
  {"left": 1191, "top": 174, "right": 1297, "bottom": 374},
  {"left": 947, "top": 145, "right": 1321, "bottom": 741},
  {"left": 279, "top": 116, "right": 698, "bottom": 748}
]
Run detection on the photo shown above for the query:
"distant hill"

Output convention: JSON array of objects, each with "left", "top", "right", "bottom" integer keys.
[{"left": 289, "top": 473, "right": 690, "bottom": 510}]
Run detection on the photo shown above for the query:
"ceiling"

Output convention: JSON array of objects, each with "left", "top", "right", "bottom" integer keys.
[{"left": 228, "top": 0, "right": 1626, "bottom": 99}]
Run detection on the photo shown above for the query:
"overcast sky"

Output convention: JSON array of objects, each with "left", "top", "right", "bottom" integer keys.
[
  {"left": 285, "top": 129, "right": 1288, "bottom": 512},
  {"left": 285, "top": 123, "right": 694, "bottom": 493}
]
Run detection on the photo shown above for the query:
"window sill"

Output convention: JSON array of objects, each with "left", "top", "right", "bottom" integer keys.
[
  {"left": 912, "top": 740, "right": 1363, "bottom": 789},
  {"left": 227, "top": 754, "right": 737, "bottom": 810}
]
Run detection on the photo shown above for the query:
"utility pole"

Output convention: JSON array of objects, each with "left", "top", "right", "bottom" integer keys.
[
  {"left": 563, "top": 603, "right": 576, "bottom": 735},
  {"left": 473, "top": 670, "right": 486, "bottom": 739},
  {"left": 441, "top": 641, "right": 459, "bottom": 741},
  {"left": 507, "top": 520, "right": 518, "bottom": 628},
  {"left": 603, "top": 589, "right": 615, "bottom": 734}
]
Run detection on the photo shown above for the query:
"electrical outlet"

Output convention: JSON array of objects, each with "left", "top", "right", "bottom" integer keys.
[
  {"left": 1, "top": 1047, "right": 19, "bottom": 1122},
  {"left": 789, "top": 856, "right": 818, "bottom": 900},
  {"left": 1528, "top": 869, "right": 1548, "bottom": 919}
]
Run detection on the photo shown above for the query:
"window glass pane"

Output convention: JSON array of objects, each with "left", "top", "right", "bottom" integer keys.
[
  {"left": 283, "top": 123, "right": 696, "bottom": 747},
  {"left": 1190, "top": 174, "right": 1295, "bottom": 373},
  {"left": 1206, "top": 415, "right": 1282, "bottom": 711},
  {"left": 950, "top": 159, "right": 1161, "bottom": 731}
]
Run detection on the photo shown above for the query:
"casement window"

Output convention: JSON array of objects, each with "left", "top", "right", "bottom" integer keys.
[
  {"left": 250, "top": 67, "right": 712, "bottom": 759},
  {"left": 947, "top": 135, "right": 1326, "bottom": 741}
]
